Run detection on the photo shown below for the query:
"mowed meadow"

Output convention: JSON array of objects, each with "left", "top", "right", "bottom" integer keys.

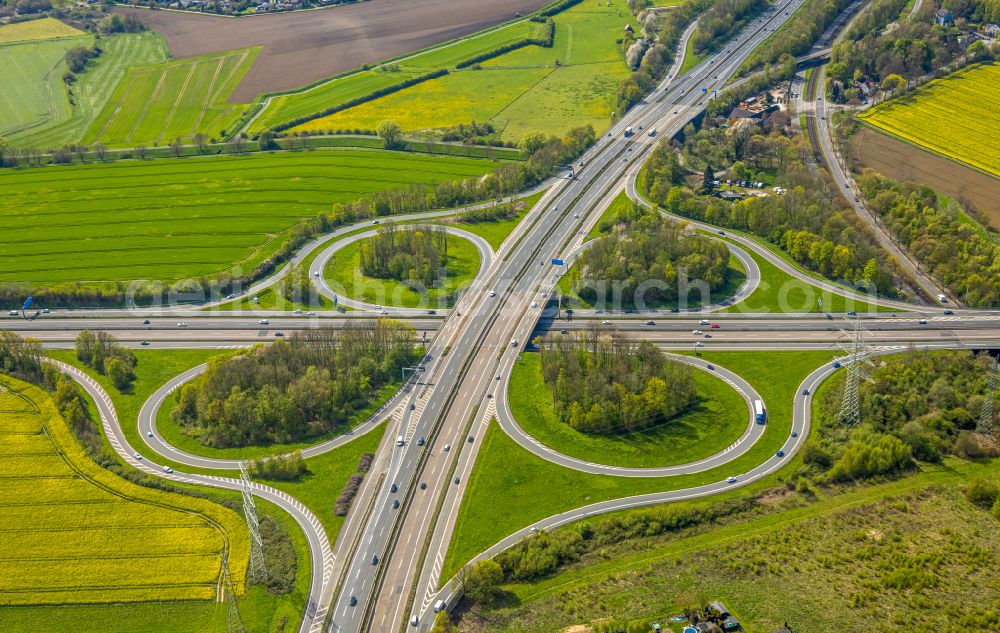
[
  {"left": 0, "top": 25, "right": 90, "bottom": 140},
  {"left": 0, "top": 22, "right": 170, "bottom": 150},
  {"left": 0, "top": 150, "right": 497, "bottom": 284},
  {"left": 0, "top": 376, "right": 248, "bottom": 606},
  {"left": 860, "top": 62, "right": 1000, "bottom": 178},
  {"left": 290, "top": 0, "right": 636, "bottom": 140},
  {"left": 85, "top": 47, "right": 258, "bottom": 148},
  {"left": 13, "top": 31, "right": 170, "bottom": 151}
]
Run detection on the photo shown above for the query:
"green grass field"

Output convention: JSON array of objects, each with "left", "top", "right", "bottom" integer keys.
[
  {"left": 267, "top": 422, "right": 388, "bottom": 543},
  {"left": 678, "top": 33, "right": 704, "bottom": 75},
  {"left": 445, "top": 190, "right": 545, "bottom": 249},
  {"left": 0, "top": 34, "right": 92, "bottom": 140},
  {"left": 292, "top": 0, "right": 636, "bottom": 140},
  {"left": 480, "top": 459, "right": 1000, "bottom": 632},
  {"left": 442, "top": 350, "right": 832, "bottom": 580},
  {"left": 9, "top": 31, "right": 170, "bottom": 151},
  {"left": 85, "top": 47, "right": 258, "bottom": 148},
  {"left": 717, "top": 236, "right": 889, "bottom": 314},
  {"left": 0, "top": 149, "right": 496, "bottom": 285},
  {"left": 45, "top": 348, "right": 236, "bottom": 476},
  {"left": 0, "top": 375, "right": 248, "bottom": 605},
  {"left": 859, "top": 63, "right": 1000, "bottom": 178},
  {"left": 324, "top": 231, "right": 482, "bottom": 308},
  {"left": 0, "top": 16, "right": 83, "bottom": 44},
  {"left": 249, "top": 19, "right": 538, "bottom": 134},
  {"left": 509, "top": 353, "right": 746, "bottom": 468}
]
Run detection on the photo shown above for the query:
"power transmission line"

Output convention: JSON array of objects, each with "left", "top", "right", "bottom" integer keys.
[
  {"left": 836, "top": 314, "right": 875, "bottom": 427},
  {"left": 978, "top": 355, "right": 997, "bottom": 436},
  {"left": 240, "top": 461, "right": 267, "bottom": 583},
  {"left": 221, "top": 554, "right": 247, "bottom": 633}
]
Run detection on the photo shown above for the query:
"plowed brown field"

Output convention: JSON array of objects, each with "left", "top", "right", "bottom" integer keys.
[
  {"left": 852, "top": 126, "right": 1000, "bottom": 225},
  {"left": 117, "top": 0, "right": 550, "bottom": 103}
]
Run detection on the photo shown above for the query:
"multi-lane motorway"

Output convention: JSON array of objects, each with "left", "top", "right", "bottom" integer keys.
[
  {"left": 10, "top": 2, "right": 999, "bottom": 633},
  {"left": 323, "top": 0, "right": 839, "bottom": 630}
]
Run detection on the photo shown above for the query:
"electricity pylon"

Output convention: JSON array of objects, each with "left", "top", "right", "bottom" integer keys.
[
  {"left": 836, "top": 315, "right": 875, "bottom": 427},
  {"left": 978, "top": 356, "right": 998, "bottom": 435},
  {"left": 222, "top": 554, "right": 247, "bottom": 633},
  {"left": 240, "top": 461, "right": 267, "bottom": 583}
]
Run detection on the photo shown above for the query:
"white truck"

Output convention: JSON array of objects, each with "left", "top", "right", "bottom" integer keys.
[
  {"left": 754, "top": 400, "right": 767, "bottom": 424},
  {"left": 624, "top": 126, "right": 634, "bottom": 137}
]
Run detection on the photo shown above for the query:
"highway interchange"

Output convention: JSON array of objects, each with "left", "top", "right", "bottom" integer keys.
[{"left": 5, "top": 2, "right": 999, "bottom": 633}]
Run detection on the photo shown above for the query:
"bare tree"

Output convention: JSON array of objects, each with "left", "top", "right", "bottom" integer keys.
[
  {"left": 136, "top": 145, "right": 148, "bottom": 159},
  {"left": 23, "top": 147, "right": 42, "bottom": 167},
  {"left": 75, "top": 144, "right": 88, "bottom": 163},
  {"left": 227, "top": 134, "right": 247, "bottom": 154},
  {"left": 93, "top": 143, "right": 107, "bottom": 162},
  {"left": 194, "top": 133, "right": 208, "bottom": 154},
  {"left": 169, "top": 137, "right": 183, "bottom": 157},
  {"left": 0, "top": 136, "right": 9, "bottom": 167}
]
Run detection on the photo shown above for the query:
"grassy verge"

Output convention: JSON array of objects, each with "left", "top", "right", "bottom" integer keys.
[
  {"left": 714, "top": 234, "right": 893, "bottom": 313},
  {"left": 441, "top": 350, "right": 832, "bottom": 580},
  {"left": 46, "top": 348, "right": 235, "bottom": 476},
  {"left": 473, "top": 457, "right": 1000, "bottom": 633},
  {"left": 445, "top": 190, "right": 545, "bottom": 250},
  {"left": 323, "top": 231, "right": 481, "bottom": 308},
  {"left": 508, "top": 353, "right": 746, "bottom": 468},
  {"left": 679, "top": 35, "right": 705, "bottom": 75},
  {"left": 265, "top": 422, "right": 388, "bottom": 544}
]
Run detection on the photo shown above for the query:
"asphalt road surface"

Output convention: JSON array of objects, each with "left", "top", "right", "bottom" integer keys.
[{"left": 11, "top": 2, "right": 996, "bottom": 631}]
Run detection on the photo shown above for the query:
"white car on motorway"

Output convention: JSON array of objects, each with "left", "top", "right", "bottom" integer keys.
[
  {"left": 726, "top": 476, "right": 737, "bottom": 483},
  {"left": 177, "top": 322, "right": 188, "bottom": 327}
]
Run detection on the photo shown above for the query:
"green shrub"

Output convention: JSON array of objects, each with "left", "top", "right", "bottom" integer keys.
[
  {"left": 828, "top": 431, "right": 912, "bottom": 482},
  {"left": 965, "top": 477, "right": 1000, "bottom": 509}
]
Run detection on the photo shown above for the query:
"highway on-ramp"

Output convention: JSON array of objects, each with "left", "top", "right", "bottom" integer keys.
[
  {"left": 47, "top": 359, "right": 335, "bottom": 633},
  {"left": 321, "top": 1, "right": 827, "bottom": 630}
]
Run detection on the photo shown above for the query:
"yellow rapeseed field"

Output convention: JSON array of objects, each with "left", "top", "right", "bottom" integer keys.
[
  {"left": 860, "top": 63, "right": 1000, "bottom": 178},
  {"left": 0, "top": 376, "right": 249, "bottom": 606},
  {"left": 0, "top": 17, "right": 84, "bottom": 44}
]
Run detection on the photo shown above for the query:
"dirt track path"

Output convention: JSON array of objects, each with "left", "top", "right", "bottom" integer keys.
[{"left": 117, "top": 0, "right": 551, "bottom": 103}]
